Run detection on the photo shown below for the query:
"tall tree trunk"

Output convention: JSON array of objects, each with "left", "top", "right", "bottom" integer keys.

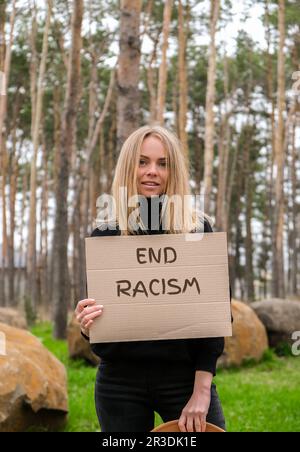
[
  {"left": 272, "top": 0, "right": 286, "bottom": 298},
  {"left": 26, "top": 0, "right": 52, "bottom": 315},
  {"left": 290, "top": 112, "right": 298, "bottom": 295},
  {"left": 203, "top": 0, "right": 220, "bottom": 216},
  {"left": 107, "top": 105, "right": 117, "bottom": 192},
  {"left": 16, "top": 170, "right": 28, "bottom": 304},
  {"left": 260, "top": 123, "right": 274, "bottom": 299},
  {"left": 156, "top": 0, "right": 173, "bottom": 125},
  {"left": 0, "top": 0, "right": 16, "bottom": 306},
  {"left": 117, "top": 0, "right": 142, "bottom": 151},
  {"left": 178, "top": 0, "right": 189, "bottom": 161},
  {"left": 233, "top": 162, "right": 244, "bottom": 300},
  {"left": 90, "top": 143, "right": 101, "bottom": 223},
  {"left": 0, "top": 1, "right": 7, "bottom": 306},
  {"left": 52, "top": 0, "right": 83, "bottom": 339},
  {"left": 71, "top": 5, "right": 115, "bottom": 304},
  {"left": 216, "top": 114, "right": 225, "bottom": 230},
  {"left": 38, "top": 131, "right": 49, "bottom": 319},
  {"left": 227, "top": 136, "right": 242, "bottom": 299},
  {"left": 146, "top": 30, "right": 159, "bottom": 123},
  {"left": 265, "top": 0, "right": 276, "bottom": 158},
  {"left": 216, "top": 54, "right": 231, "bottom": 232},
  {"left": 172, "top": 69, "right": 179, "bottom": 134},
  {"left": 265, "top": 0, "right": 276, "bottom": 295},
  {"left": 192, "top": 106, "right": 202, "bottom": 196},
  {"left": 99, "top": 129, "right": 105, "bottom": 197},
  {"left": 7, "top": 136, "right": 17, "bottom": 306},
  {"left": 71, "top": 175, "right": 84, "bottom": 307},
  {"left": 244, "top": 127, "right": 255, "bottom": 301},
  {"left": 0, "top": 1, "right": 5, "bottom": 69},
  {"left": 49, "top": 83, "right": 61, "bottom": 307},
  {"left": 226, "top": 134, "right": 238, "bottom": 230},
  {"left": 29, "top": 1, "right": 37, "bottom": 139},
  {"left": 70, "top": 66, "right": 115, "bottom": 308},
  {"left": 7, "top": 91, "right": 21, "bottom": 306}
]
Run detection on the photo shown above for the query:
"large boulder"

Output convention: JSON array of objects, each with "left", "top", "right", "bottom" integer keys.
[
  {"left": 0, "top": 322, "right": 68, "bottom": 432},
  {"left": 0, "top": 308, "right": 27, "bottom": 330},
  {"left": 251, "top": 298, "right": 300, "bottom": 348},
  {"left": 218, "top": 300, "right": 268, "bottom": 368},
  {"left": 67, "top": 314, "right": 100, "bottom": 366}
]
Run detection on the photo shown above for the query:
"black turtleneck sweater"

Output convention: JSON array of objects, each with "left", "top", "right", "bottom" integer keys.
[{"left": 83, "top": 196, "right": 231, "bottom": 376}]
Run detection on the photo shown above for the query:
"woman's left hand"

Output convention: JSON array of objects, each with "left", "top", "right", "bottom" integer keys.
[{"left": 178, "top": 387, "right": 211, "bottom": 432}]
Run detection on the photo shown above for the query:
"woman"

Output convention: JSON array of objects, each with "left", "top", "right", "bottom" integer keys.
[{"left": 75, "top": 125, "right": 228, "bottom": 433}]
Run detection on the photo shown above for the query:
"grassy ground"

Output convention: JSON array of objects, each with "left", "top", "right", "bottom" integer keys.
[{"left": 30, "top": 323, "right": 300, "bottom": 432}]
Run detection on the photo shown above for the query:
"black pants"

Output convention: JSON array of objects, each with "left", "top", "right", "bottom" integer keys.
[{"left": 95, "top": 360, "right": 226, "bottom": 432}]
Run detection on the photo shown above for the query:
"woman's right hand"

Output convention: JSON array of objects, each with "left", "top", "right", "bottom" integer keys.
[{"left": 75, "top": 298, "right": 104, "bottom": 337}]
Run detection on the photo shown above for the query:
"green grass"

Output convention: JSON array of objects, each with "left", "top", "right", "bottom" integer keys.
[
  {"left": 30, "top": 323, "right": 300, "bottom": 432},
  {"left": 214, "top": 350, "right": 300, "bottom": 432}
]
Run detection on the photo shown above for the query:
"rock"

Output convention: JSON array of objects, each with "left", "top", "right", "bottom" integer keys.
[
  {"left": 0, "top": 322, "right": 68, "bottom": 432},
  {"left": 218, "top": 300, "right": 268, "bottom": 368},
  {"left": 251, "top": 298, "right": 300, "bottom": 348},
  {"left": 0, "top": 308, "right": 27, "bottom": 330},
  {"left": 67, "top": 314, "right": 100, "bottom": 366}
]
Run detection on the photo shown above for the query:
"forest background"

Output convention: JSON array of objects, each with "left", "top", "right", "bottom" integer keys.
[{"left": 0, "top": 0, "right": 299, "bottom": 340}]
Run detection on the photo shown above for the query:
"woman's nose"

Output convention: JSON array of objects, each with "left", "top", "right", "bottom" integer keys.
[{"left": 146, "top": 164, "right": 158, "bottom": 175}]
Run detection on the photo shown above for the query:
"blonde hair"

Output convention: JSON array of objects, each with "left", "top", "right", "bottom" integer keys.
[{"left": 96, "top": 125, "right": 212, "bottom": 235}]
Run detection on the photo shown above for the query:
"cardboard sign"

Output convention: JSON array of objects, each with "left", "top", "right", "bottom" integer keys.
[{"left": 85, "top": 232, "right": 232, "bottom": 343}]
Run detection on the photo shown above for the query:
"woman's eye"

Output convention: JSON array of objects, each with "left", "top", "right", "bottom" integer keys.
[{"left": 139, "top": 160, "right": 167, "bottom": 167}]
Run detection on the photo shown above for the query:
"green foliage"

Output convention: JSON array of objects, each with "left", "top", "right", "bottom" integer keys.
[
  {"left": 215, "top": 352, "right": 300, "bottom": 432},
  {"left": 273, "top": 341, "right": 295, "bottom": 358}
]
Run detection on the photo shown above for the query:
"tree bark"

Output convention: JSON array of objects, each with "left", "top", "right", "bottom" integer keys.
[
  {"left": 107, "top": 103, "right": 117, "bottom": 192},
  {"left": 226, "top": 134, "right": 238, "bottom": 228},
  {"left": 244, "top": 126, "right": 255, "bottom": 301},
  {"left": 117, "top": 0, "right": 142, "bottom": 151},
  {"left": 178, "top": 0, "right": 189, "bottom": 161},
  {"left": 232, "top": 154, "right": 244, "bottom": 300},
  {"left": 146, "top": 29, "right": 159, "bottom": 123},
  {"left": 70, "top": 64, "right": 115, "bottom": 308},
  {"left": 0, "top": 0, "right": 16, "bottom": 306},
  {"left": 203, "top": 0, "right": 220, "bottom": 216},
  {"left": 290, "top": 115, "right": 298, "bottom": 295},
  {"left": 156, "top": 0, "right": 173, "bottom": 125},
  {"left": 192, "top": 106, "right": 202, "bottom": 196},
  {"left": 272, "top": 0, "right": 286, "bottom": 298},
  {"left": 265, "top": 0, "right": 276, "bottom": 293},
  {"left": 52, "top": 0, "right": 83, "bottom": 339},
  {"left": 48, "top": 83, "right": 61, "bottom": 307},
  {"left": 7, "top": 90, "right": 21, "bottom": 306},
  {"left": 38, "top": 130, "right": 49, "bottom": 319},
  {"left": 26, "top": 0, "right": 52, "bottom": 314},
  {"left": 216, "top": 54, "right": 231, "bottom": 232},
  {"left": 16, "top": 170, "right": 28, "bottom": 304}
]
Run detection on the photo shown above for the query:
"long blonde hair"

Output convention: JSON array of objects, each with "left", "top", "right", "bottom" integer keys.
[{"left": 96, "top": 125, "right": 212, "bottom": 235}]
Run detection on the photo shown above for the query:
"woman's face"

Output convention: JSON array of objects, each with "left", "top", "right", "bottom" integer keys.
[{"left": 137, "top": 135, "right": 169, "bottom": 197}]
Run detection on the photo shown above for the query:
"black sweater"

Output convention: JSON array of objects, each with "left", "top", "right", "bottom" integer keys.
[{"left": 83, "top": 199, "right": 231, "bottom": 376}]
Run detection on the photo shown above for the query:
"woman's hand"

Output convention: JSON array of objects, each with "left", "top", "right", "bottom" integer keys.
[
  {"left": 75, "top": 298, "right": 103, "bottom": 337},
  {"left": 178, "top": 387, "right": 211, "bottom": 432}
]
